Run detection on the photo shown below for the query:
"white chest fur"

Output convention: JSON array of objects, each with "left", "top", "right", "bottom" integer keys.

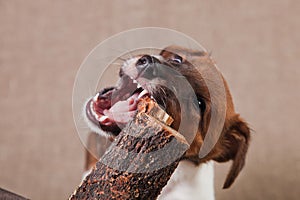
[
  {"left": 82, "top": 161, "right": 215, "bottom": 200},
  {"left": 158, "top": 160, "right": 215, "bottom": 200}
]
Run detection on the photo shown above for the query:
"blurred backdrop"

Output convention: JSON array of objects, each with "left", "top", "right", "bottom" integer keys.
[{"left": 0, "top": 1, "right": 299, "bottom": 199}]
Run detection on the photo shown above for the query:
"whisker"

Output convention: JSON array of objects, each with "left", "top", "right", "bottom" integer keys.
[
  {"left": 78, "top": 114, "right": 85, "bottom": 121},
  {"left": 78, "top": 125, "right": 90, "bottom": 129},
  {"left": 110, "top": 63, "right": 123, "bottom": 66},
  {"left": 88, "top": 83, "right": 94, "bottom": 97},
  {"left": 122, "top": 47, "right": 133, "bottom": 59},
  {"left": 149, "top": 47, "right": 153, "bottom": 56},
  {"left": 118, "top": 57, "right": 127, "bottom": 61}
]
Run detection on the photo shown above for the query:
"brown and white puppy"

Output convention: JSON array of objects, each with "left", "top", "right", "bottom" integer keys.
[{"left": 83, "top": 46, "right": 250, "bottom": 199}]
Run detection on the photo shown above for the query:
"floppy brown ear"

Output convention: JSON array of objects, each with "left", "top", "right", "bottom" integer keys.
[{"left": 214, "top": 116, "right": 251, "bottom": 189}]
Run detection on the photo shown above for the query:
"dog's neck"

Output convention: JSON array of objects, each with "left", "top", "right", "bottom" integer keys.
[{"left": 158, "top": 160, "right": 215, "bottom": 200}]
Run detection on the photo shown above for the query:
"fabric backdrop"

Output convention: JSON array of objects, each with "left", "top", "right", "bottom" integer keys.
[{"left": 0, "top": 1, "right": 299, "bottom": 199}]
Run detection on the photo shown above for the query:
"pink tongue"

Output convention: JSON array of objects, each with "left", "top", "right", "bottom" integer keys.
[{"left": 103, "top": 93, "right": 139, "bottom": 123}]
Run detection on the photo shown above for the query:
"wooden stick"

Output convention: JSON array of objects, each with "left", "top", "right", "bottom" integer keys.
[{"left": 70, "top": 98, "right": 188, "bottom": 200}]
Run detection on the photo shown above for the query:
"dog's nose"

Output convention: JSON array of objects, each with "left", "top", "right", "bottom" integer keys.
[
  {"left": 136, "top": 55, "right": 161, "bottom": 78},
  {"left": 136, "top": 55, "right": 153, "bottom": 72}
]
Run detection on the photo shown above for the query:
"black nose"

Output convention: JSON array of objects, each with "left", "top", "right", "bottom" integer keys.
[
  {"left": 135, "top": 55, "right": 162, "bottom": 78},
  {"left": 136, "top": 55, "right": 153, "bottom": 72}
]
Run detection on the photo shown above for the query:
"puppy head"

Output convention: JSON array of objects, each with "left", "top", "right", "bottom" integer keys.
[
  {"left": 84, "top": 46, "right": 250, "bottom": 188},
  {"left": 160, "top": 46, "right": 250, "bottom": 188}
]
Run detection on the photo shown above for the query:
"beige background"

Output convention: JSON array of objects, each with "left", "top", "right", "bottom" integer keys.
[{"left": 0, "top": 0, "right": 299, "bottom": 199}]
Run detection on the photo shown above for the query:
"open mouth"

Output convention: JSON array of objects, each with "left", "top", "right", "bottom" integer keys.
[{"left": 85, "top": 75, "right": 150, "bottom": 135}]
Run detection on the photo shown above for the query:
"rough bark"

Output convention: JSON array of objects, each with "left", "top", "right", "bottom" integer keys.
[{"left": 70, "top": 98, "right": 188, "bottom": 200}]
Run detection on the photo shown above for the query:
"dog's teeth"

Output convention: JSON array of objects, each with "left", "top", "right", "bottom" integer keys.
[
  {"left": 138, "top": 89, "right": 149, "bottom": 99},
  {"left": 137, "top": 83, "right": 142, "bottom": 88},
  {"left": 133, "top": 80, "right": 137, "bottom": 84},
  {"left": 99, "top": 115, "right": 109, "bottom": 122},
  {"left": 90, "top": 105, "right": 98, "bottom": 119},
  {"left": 93, "top": 93, "right": 99, "bottom": 102}
]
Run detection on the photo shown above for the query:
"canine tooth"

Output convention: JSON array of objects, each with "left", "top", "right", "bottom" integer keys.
[
  {"left": 99, "top": 115, "right": 109, "bottom": 122},
  {"left": 133, "top": 80, "right": 137, "bottom": 84},
  {"left": 90, "top": 106, "right": 98, "bottom": 119},
  {"left": 138, "top": 89, "right": 149, "bottom": 99},
  {"left": 93, "top": 93, "right": 99, "bottom": 101},
  {"left": 137, "top": 83, "right": 142, "bottom": 88}
]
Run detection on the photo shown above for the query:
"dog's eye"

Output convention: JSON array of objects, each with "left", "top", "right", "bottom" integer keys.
[
  {"left": 199, "top": 99, "right": 206, "bottom": 111},
  {"left": 196, "top": 98, "right": 206, "bottom": 112},
  {"left": 171, "top": 55, "right": 182, "bottom": 64}
]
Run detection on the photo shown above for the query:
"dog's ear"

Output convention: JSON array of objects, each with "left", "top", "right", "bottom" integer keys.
[{"left": 214, "top": 116, "right": 250, "bottom": 189}]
